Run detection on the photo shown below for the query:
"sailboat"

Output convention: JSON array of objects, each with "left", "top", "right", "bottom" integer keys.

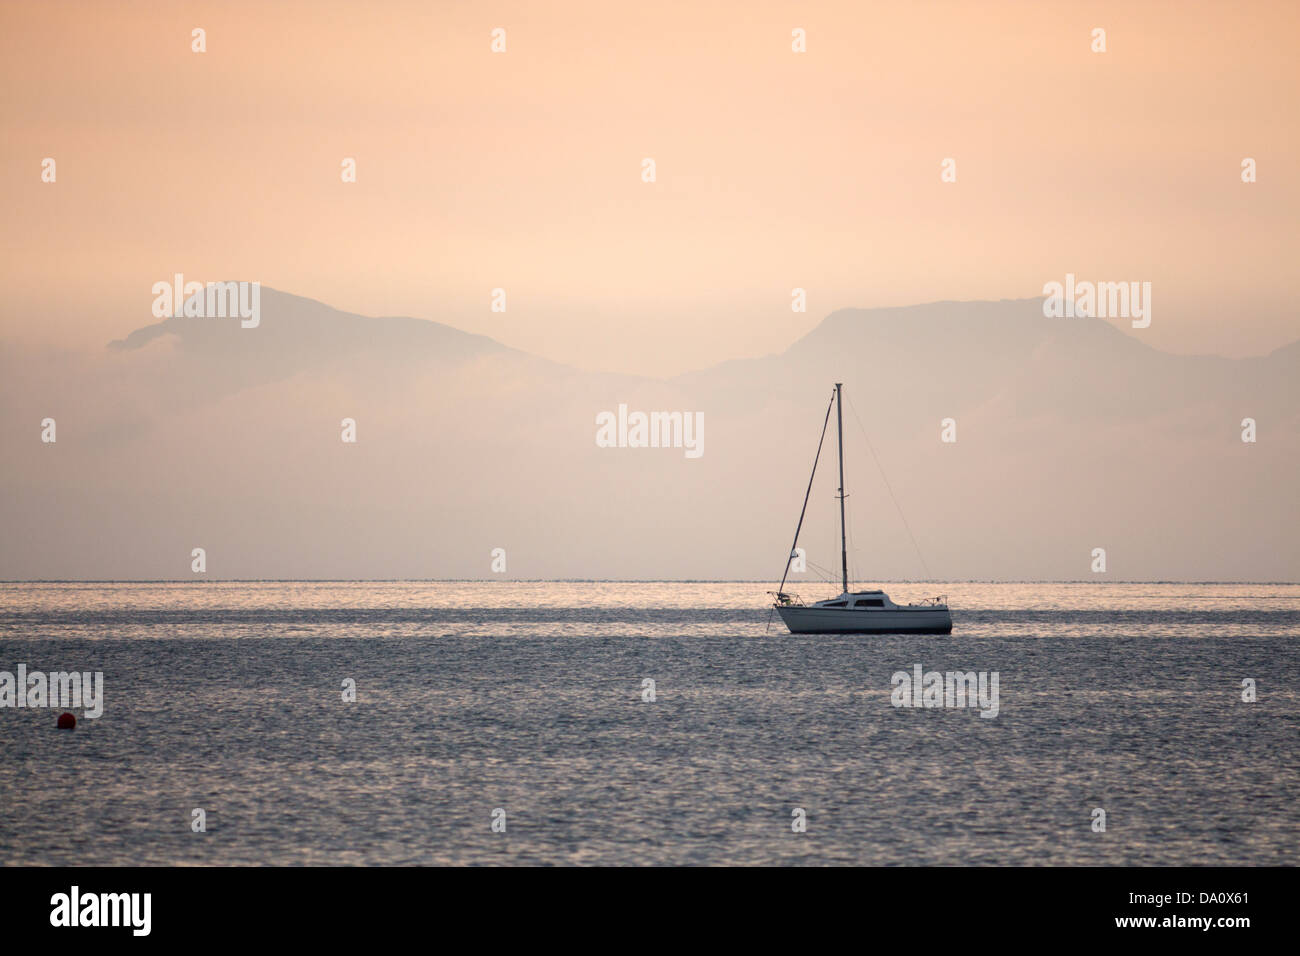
[{"left": 770, "top": 383, "right": 953, "bottom": 634}]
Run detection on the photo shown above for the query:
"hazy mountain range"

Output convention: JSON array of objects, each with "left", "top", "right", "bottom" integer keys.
[{"left": 2, "top": 289, "right": 1296, "bottom": 581}]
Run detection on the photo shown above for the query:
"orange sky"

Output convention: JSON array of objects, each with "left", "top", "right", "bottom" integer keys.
[{"left": 2, "top": 0, "right": 1297, "bottom": 375}]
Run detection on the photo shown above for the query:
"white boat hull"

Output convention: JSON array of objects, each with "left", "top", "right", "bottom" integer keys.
[{"left": 776, "top": 604, "right": 952, "bottom": 634}]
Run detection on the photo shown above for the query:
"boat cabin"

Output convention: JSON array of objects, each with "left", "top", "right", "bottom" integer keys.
[{"left": 813, "top": 590, "right": 895, "bottom": 609}]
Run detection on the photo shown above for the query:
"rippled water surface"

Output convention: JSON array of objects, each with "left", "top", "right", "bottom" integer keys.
[{"left": 1, "top": 581, "right": 1297, "bottom": 865}]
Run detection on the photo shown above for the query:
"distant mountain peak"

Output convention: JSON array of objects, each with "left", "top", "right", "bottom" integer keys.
[{"left": 107, "top": 285, "right": 508, "bottom": 360}]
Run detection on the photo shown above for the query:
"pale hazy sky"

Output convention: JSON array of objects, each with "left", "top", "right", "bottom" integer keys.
[{"left": 2, "top": 0, "right": 1297, "bottom": 375}]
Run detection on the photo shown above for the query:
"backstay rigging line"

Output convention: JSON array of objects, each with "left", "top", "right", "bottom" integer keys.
[
  {"left": 777, "top": 388, "right": 837, "bottom": 596},
  {"left": 845, "top": 393, "right": 934, "bottom": 581}
]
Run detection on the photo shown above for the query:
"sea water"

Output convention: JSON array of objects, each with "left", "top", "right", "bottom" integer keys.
[{"left": 1, "top": 581, "right": 1296, "bottom": 865}]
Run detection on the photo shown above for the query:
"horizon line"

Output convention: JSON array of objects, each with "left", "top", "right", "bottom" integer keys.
[{"left": 2, "top": 578, "right": 1297, "bottom": 586}]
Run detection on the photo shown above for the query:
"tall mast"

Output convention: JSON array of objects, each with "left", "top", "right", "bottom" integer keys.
[{"left": 835, "top": 382, "right": 848, "bottom": 595}]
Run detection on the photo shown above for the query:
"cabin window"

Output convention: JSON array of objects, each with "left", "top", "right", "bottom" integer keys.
[
  {"left": 824, "top": 601, "right": 847, "bottom": 608},
  {"left": 855, "top": 599, "right": 884, "bottom": 607}
]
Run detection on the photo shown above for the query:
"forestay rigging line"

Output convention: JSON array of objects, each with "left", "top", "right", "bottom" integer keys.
[{"left": 777, "top": 388, "right": 837, "bottom": 596}]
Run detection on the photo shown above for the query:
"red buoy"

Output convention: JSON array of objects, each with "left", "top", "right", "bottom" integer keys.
[{"left": 56, "top": 712, "right": 76, "bottom": 730}]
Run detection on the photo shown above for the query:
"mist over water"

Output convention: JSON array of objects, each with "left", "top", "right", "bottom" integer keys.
[{"left": 1, "top": 581, "right": 1297, "bottom": 865}]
